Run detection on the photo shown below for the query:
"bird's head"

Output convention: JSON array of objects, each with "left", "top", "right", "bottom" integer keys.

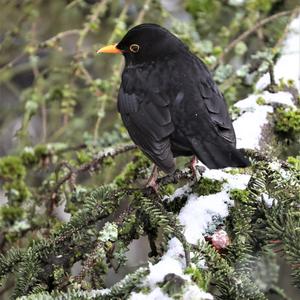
[{"left": 97, "top": 24, "right": 185, "bottom": 64}]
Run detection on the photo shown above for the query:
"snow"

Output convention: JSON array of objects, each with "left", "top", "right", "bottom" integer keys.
[
  {"left": 203, "top": 169, "right": 250, "bottom": 190},
  {"left": 182, "top": 285, "right": 214, "bottom": 300},
  {"left": 178, "top": 170, "right": 250, "bottom": 244},
  {"left": 235, "top": 91, "right": 295, "bottom": 110},
  {"left": 130, "top": 284, "right": 214, "bottom": 300},
  {"left": 261, "top": 193, "right": 277, "bottom": 207},
  {"left": 233, "top": 91, "right": 295, "bottom": 149},
  {"left": 130, "top": 287, "right": 172, "bottom": 300},
  {"left": 179, "top": 191, "right": 230, "bottom": 244},
  {"left": 146, "top": 238, "right": 189, "bottom": 288},
  {"left": 256, "top": 15, "right": 300, "bottom": 91},
  {"left": 135, "top": 238, "right": 214, "bottom": 299}
]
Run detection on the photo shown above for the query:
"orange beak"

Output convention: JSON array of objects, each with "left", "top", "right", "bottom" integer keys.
[{"left": 97, "top": 44, "right": 122, "bottom": 54}]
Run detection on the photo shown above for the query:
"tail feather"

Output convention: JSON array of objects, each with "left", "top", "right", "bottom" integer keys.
[{"left": 189, "top": 137, "right": 250, "bottom": 169}]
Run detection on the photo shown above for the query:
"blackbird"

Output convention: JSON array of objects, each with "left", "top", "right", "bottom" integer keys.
[{"left": 98, "top": 24, "right": 250, "bottom": 187}]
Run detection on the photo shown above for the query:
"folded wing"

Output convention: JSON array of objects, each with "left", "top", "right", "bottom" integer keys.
[{"left": 118, "top": 87, "right": 176, "bottom": 173}]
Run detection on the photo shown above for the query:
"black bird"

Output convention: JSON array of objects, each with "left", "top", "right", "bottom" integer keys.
[{"left": 98, "top": 24, "right": 250, "bottom": 188}]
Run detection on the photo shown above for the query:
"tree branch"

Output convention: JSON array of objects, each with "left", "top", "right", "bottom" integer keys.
[{"left": 214, "top": 9, "right": 298, "bottom": 68}]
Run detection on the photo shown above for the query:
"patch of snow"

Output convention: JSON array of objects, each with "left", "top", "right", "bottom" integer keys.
[
  {"left": 146, "top": 238, "right": 189, "bottom": 288},
  {"left": 90, "top": 289, "right": 109, "bottom": 296},
  {"left": 269, "top": 161, "right": 293, "bottom": 180},
  {"left": 233, "top": 91, "right": 295, "bottom": 150},
  {"left": 233, "top": 107, "right": 271, "bottom": 149},
  {"left": 203, "top": 169, "right": 251, "bottom": 190},
  {"left": 178, "top": 169, "right": 250, "bottom": 244},
  {"left": 256, "top": 15, "right": 300, "bottom": 91},
  {"left": 269, "top": 161, "right": 282, "bottom": 171},
  {"left": 130, "top": 287, "right": 172, "bottom": 300},
  {"left": 182, "top": 285, "right": 214, "bottom": 300},
  {"left": 261, "top": 193, "right": 277, "bottom": 207},
  {"left": 233, "top": 95, "right": 272, "bottom": 150},
  {"left": 235, "top": 91, "right": 295, "bottom": 110},
  {"left": 263, "top": 91, "right": 296, "bottom": 107},
  {"left": 179, "top": 191, "right": 230, "bottom": 244}
]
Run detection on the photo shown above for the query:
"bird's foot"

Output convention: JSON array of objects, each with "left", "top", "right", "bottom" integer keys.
[
  {"left": 190, "top": 156, "right": 206, "bottom": 181},
  {"left": 146, "top": 165, "right": 159, "bottom": 193}
]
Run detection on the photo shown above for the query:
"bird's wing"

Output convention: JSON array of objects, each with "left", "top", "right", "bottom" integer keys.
[
  {"left": 199, "top": 76, "right": 236, "bottom": 144},
  {"left": 118, "top": 86, "right": 175, "bottom": 173},
  {"left": 172, "top": 60, "right": 249, "bottom": 169}
]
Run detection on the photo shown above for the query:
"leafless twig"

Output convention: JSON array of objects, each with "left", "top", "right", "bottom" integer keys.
[
  {"left": 214, "top": 9, "right": 298, "bottom": 69},
  {"left": 51, "top": 144, "right": 137, "bottom": 198}
]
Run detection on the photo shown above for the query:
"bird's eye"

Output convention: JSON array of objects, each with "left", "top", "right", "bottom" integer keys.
[{"left": 129, "top": 44, "right": 140, "bottom": 53}]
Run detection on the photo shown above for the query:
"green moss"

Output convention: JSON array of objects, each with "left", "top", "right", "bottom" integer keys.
[
  {"left": 3, "top": 181, "right": 31, "bottom": 203},
  {"left": 103, "top": 156, "right": 114, "bottom": 167},
  {"left": 225, "top": 168, "right": 241, "bottom": 175},
  {"left": 0, "top": 206, "right": 24, "bottom": 225},
  {"left": 230, "top": 189, "right": 250, "bottom": 203},
  {"left": 278, "top": 78, "right": 296, "bottom": 91},
  {"left": 185, "top": 266, "right": 211, "bottom": 291},
  {"left": 160, "top": 184, "right": 176, "bottom": 196},
  {"left": 76, "top": 150, "right": 91, "bottom": 164},
  {"left": 33, "top": 144, "right": 48, "bottom": 158},
  {"left": 21, "top": 147, "right": 38, "bottom": 166},
  {"left": 192, "top": 177, "right": 224, "bottom": 196},
  {"left": 287, "top": 156, "right": 300, "bottom": 171},
  {"left": 0, "top": 156, "right": 31, "bottom": 203},
  {"left": 229, "top": 104, "right": 241, "bottom": 120},
  {"left": 274, "top": 107, "right": 300, "bottom": 138},
  {"left": 256, "top": 96, "right": 266, "bottom": 105},
  {"left": 115, "top": 150, "right": 151, "bottom": 187},
  {"left": 0, "top": 156, "right": 26, "bottom": 180}
]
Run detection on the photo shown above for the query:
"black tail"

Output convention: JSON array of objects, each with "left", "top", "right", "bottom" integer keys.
[{"left": 189, "top": 137, "right": 250, "bottom": 169}]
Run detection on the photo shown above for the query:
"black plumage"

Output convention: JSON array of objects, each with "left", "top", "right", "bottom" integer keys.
[{"left": 102, "top": 24, "right": 250, "bottom": 174}]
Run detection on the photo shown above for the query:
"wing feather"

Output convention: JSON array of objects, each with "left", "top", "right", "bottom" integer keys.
[{"left": 118, "top": 86, "right": 175, "bottom": 173}]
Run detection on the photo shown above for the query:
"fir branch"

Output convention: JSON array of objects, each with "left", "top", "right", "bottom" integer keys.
[
  {"left": 137, "top": 195, "right": 191, "bottom": 266},
  {"left": 0, "top": 247, "right": 23, "bottom": 283},
  {"left": 18, "top": 267, "right": 149, "bottom": 300},
  {"left": 52, "top": 144, "right": 137, "bottom": 198},
  {"left": 198, "top": 242, "right": 268, "bottom": 300}
]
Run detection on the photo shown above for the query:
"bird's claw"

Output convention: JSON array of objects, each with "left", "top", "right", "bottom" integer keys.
[
  {"left": 146, "top": 165, "right": 159, "bottom": 193},
  {"left": 190, "top": 156, "right": 206, "bottom": 181}
]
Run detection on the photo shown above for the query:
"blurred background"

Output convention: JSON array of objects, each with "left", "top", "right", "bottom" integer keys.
[{"left": 0, "top": 0, "right": 299, "bottom": 299}]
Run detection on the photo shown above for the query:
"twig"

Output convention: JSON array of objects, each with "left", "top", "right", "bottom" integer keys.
[
  {"left": 31, "top": 22, "right": 48, "bottom": 142},
  {"left": 92, "top": 1, "right": 131, "bottom": 142},
  {"left": 275, "top": 9, "right": 300, "bottom": 49},
  {"left": 134, "top": 0, "right": 152, "bottom": 26},
  {"left": 51, "top": 144, "right": 137, "bottom": 197},
  {"left": 39, "top": 29, "right": 80, "bottom": 48},
  {"left": 215, "top": 9, "right": 296, "bottom": 68},
  {"left": 0, "top": 30, "right": 80, "bottom": 72},
  {"left": 76, "top": 0, "right": 109, "bottom": 50}
]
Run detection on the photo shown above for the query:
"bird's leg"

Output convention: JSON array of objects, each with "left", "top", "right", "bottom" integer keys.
[
  {"left": 190, "top": 156, "right": 205, "bottom": 180},
  {"left": 146, "top": 165, "right": 159, "bottom": 192}
]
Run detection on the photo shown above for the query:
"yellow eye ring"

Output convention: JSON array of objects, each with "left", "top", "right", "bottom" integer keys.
[{"left": 129, "top": 44, "right": 140, "bottom": 53}]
